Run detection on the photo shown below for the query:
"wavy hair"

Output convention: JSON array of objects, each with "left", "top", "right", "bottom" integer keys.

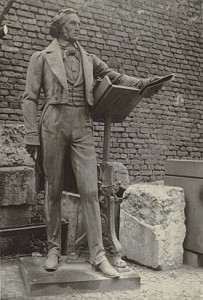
[{"left": 50, "top": 8, "right": 78, "bottom": 38}]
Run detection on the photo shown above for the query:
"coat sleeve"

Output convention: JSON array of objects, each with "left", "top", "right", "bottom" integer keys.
[
  {"left": 22, "top": 51, "right": 43, "bottom": 145},
  {"left": 91, "top": 54, "right": 151, "bottom": 89}
]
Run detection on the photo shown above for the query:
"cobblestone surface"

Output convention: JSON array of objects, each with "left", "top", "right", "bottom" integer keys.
[{"left": 1, "top": 258, "right": 203, "bottom": 300}]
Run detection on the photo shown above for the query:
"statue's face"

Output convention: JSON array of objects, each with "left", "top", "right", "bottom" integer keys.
[{"left": 61, "top": 13, "right": 80, "bottom": 42}]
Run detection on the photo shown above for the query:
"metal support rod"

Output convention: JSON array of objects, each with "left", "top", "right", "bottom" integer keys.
[{"left": 103, "top": 113, "right": 112, "bottom": 162}]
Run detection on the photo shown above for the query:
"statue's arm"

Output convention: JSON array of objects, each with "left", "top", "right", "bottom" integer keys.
[
  {"left": 91, "top": 54, "right": 151, "bottom": 89},
  {"left": 22, "top": 51, "right": 43, "bottom": 146}
]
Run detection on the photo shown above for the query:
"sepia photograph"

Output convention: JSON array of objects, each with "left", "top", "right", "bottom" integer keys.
[{"left": 0, "top": 0, "right": 202, "bottom": 299}]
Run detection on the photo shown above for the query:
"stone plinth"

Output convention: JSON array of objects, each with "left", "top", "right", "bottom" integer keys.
[
  {"left": 120, "top": 184, "right": 186, "bottom": 270},
  {"left": 0, "top": 124, "right": 33, "bottom": 167},
  {"left": 20, "top": 257, "right": 140, "bottom": 296}
]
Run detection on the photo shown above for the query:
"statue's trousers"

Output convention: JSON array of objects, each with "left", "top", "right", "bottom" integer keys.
[{"left": 41, "top": 104, "right": 106, "bottom": 265}]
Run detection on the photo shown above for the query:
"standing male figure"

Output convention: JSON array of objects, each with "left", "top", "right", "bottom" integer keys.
[{"left": 22, "top": 8, "right": 156, "bottom": 278}]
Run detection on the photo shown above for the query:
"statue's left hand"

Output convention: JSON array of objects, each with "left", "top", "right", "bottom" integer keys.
[
  {"left": 150, "top": 75, "right": 164, "bottom": 84},
  {"left": 150, "top": 74, "right": 175, "bottom": 84}
]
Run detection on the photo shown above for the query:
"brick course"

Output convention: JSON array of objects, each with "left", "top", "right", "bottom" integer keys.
[{"left": 0, "top": 0, "right": 202, "bottom": 182}]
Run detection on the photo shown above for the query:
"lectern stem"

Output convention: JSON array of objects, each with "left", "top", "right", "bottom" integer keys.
[{"left": 103, "top": 114, "right": 111, "bottom": 162}]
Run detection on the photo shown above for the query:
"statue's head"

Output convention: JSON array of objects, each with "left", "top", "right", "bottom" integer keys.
[{"left": 50, "top": 8, "right": 80, "bottom": 42}]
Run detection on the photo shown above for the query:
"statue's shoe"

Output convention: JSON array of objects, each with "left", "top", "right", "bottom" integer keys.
[
  {"left": 95, "top": 260, "right": 120, "bottom": 278},
  {"left": 44, "top": 254, "right": 59, "bottom": 271}
]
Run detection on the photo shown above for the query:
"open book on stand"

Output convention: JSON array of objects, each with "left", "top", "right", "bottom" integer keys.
[{"left": 93, "top": 74, "right": 174, "bottom": 123}]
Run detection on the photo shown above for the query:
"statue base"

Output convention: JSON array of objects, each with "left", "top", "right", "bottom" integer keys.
[{"left": 20, "top": 257, "right": 140, "bottom": 297}]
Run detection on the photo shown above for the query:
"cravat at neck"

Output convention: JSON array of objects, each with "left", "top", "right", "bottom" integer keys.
[
  {"left": 59, "top": 41, "right": 79, "bottom": 59},
  {"left": 64, "top": 47, "right": 77, "bottom": 56}
]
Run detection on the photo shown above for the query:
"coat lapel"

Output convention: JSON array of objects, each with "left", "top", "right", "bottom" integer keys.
[
  {"left": 73, "top": 54, "right": 84, "bottom": 86},
  {"left": 76, "top": 42, "right": 93, "bottom": 97},
  {"left": 44, "top": 39, "right": 68, "bottom": 91}
]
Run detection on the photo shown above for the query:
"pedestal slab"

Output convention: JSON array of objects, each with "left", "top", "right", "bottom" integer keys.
[{"left": 20, "top": 257, "right": 140, "bottom": 297}]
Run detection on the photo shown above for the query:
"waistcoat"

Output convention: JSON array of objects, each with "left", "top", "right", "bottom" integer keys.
[{"left": 63, "top": 49, "right": 86, "bottom": 107}]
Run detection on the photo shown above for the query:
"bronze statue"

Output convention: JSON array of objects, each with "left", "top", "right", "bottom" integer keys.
[{"left": 22, "top": 8, "right": 159, "bottom": 278}]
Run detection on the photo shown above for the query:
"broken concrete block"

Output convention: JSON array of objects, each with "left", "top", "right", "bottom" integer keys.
[
  {"left": 119, "top": 184, "right": 186, "bottom": 270},
  {"left": 0, "top": 124, "right": 33, "bottom": 167},
  {"left": 0, "top": 166, "right": 36, "bottom": 206}
]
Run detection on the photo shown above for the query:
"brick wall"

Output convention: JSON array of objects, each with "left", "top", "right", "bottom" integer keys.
[{"left": 0, "top": 0, "right": 202, "bottom": 182}]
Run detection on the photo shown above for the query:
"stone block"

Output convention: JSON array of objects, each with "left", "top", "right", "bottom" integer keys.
[
  {"left": 165, "top": 159, "right": 203, "bottom": 254},
  {"left": 0, "top": 124, "right": 33, "bottom": 167},
  {"left": 0, "top": 166, "right": 36, "bottom": 206},
  {"left": 119, "top": 184, "right": 186, "bottom": 270}
]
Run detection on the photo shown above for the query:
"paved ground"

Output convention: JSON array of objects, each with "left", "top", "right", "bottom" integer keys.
[{"left": 1, "top": 257, "right": 203, "bottom": 300}]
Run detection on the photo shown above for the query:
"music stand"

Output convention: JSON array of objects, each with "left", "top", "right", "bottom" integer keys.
[
  {"left": 93, "top": 74, "right": 174, "bottom": 162},
  {"left": 91, "top": 74, "right": 174, "bottom": 267}
]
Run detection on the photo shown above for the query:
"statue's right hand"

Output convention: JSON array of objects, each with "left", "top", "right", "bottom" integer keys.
[{"left": 25, "top": 144, "right": 38, "bottom": 158}]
